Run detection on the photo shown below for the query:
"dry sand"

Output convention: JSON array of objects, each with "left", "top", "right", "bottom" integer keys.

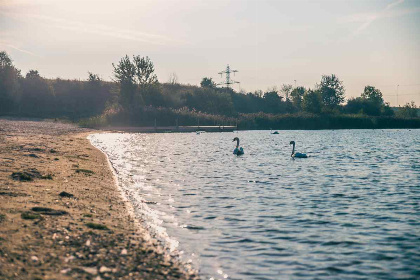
[{"left": 0, "top": 119, "right": 198, "bottom": 280}]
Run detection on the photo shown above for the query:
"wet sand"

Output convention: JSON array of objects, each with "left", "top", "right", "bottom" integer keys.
[{"left": 0, "top": 119, "right": 198, "bottom": 280}]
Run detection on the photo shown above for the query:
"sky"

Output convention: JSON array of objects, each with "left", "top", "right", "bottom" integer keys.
[{"left": 1, "top": 0, "right": 419, "bottom": 106}]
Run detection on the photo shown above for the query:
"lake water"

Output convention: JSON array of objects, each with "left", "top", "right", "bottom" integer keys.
[{"left": 89, "top": 130, "right": 419, "bottom": 280}]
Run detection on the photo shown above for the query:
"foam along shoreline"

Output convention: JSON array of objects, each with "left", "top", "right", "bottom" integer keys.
[
  {"left": 88, "top": 133, "right": 182, "bottom": 255},
  {"left": 0, "top": 119, "right": 198, "bottom": 280}
]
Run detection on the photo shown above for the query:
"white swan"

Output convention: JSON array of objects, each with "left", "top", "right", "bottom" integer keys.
[
  {"left": 233, "top": 137, "right": 244, "bottom": 155},
  {"left": 290, "top": 141, "right": 307, "bottom": 158}
]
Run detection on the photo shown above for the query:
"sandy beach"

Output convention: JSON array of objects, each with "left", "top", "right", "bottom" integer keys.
[{"left": 0, "top": 119, "right": 198, "bottom": 280}]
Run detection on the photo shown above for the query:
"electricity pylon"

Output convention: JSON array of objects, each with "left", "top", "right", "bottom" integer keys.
[{"left": 217, "top": 64, "right": 239, "bottom": 89}]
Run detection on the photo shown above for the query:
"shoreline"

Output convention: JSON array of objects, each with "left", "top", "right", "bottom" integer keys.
[
  {"left": 86, "top": 134, "right": 155, "bottom": 248},
  {"left": 0, "top": 119, "right": 198, "bottom": 279},
  {"left": 86, "top": 125, "right": 420, "bottom": 134}
]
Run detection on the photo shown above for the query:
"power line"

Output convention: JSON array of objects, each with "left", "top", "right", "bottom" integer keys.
[
  {"left": 383, "top": 93, "right": 420, "bottom": 96},
  {"left": 375, "top": 84, "right": 420, "bottom": 87}
]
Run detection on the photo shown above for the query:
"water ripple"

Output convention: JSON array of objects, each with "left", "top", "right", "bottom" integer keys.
[{"left": 89, "top": 129, "right": 420, "bottom": 280}]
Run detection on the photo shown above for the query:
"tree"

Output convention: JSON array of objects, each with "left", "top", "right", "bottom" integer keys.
[
  {"left": 280, "top": 84, "right": 293, "bottom": 101},
  {"left": 83, "top": 72, "right": 111, "bottom": 116},
  {"left": 381, "top": 102, "right": 394, "bottom": 116},
  {"left": 26, "top": 70, "right": 40, "bottom": 79},
  {"left": 302, "top": 90, "right": 322, "bottom": 114},
  {"left": 113, "top": 55, "right": 159, "bottom": 110},
  {"left": 113, "top": 56, "right": 137, "bottom": 109},
  {"left": 200, "top": 77, "right": 216, "bottom": 88},
  {"left": 290, "top": 86, "right": 306, "bottom": 109},
  {"left": 361, "top": 85, "right": 383, "bottom": 104},
  {"left": 112, "top": 55, "right": 136, "bottom": 84},
  {"left": 168, "top": 72, "right": 178, "bottom": 85},
  {"left": 88, "top": 72, "right": 101, "bottom": 83},
  {"left": 316, "top": 74, "right": 345, "bottom": 108},
  {"left": 361, "top": 85, "right": 384, "bottom": 116},
  {"left": 133, "top": 55, "right": 158, "bottom": 86},
  {"left": 0, "top": 51, "right": 21, "bottom": 113},
  {"left": 0, "top": 51, "right": 13, "bottom": 68},
  {"left": 263, "top": 90, "right": 284, "bottom": 113},
  {"left": 397, "top": 101, "right": 418, "bottom": 118},
  {"left": 21, "top": 69, "right": 54, "bottom": 116},
  {"left": 345, "top": 86, "right": 387, "bottom": 116}
]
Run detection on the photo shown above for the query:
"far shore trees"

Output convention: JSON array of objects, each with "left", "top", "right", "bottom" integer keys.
[
  {"left": 21, "top": 69, "right": 54, "bottom": 115},
  {"left": 290, "top": 86, "right": 306, "bottom": 109},
  {"left": 112, "top": 55, "right": 159, "bottom": 111},
  {"left": 302, "top": 90, "right": 322, "bottom": 114},
  {"left": 0, "top": 50, "right": 419, "bottom": 128},
  {"left": 280, "top": 84, "right": 293, "bottom": 101},
  {"left": 397, "top": 101, "right": 418, "bottom": 118},
  {"left": 345, "top": 85, "right": 393, "bottom": 116},
  {"left": 316, "top": 74, "right": 345, "bottom": 110},
  {"left": 200, "top": 77, "right": 216, "bottom": 88},
  {"left": 0, "top": 51, "right": 21, "bottom": 113}
]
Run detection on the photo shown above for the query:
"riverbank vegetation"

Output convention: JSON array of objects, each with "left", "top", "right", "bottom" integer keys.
[{"left": 1, "top": 51, "right": 419, "bottom": 129}]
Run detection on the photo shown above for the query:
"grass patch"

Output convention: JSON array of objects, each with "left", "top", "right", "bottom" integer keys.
[
  {"left": 0, "top": 191, "right": 28, "bottom": 197},
  {"left": 50, "top": 149, "right": 57, "bottom": 153},
  {"left": 31, "top": 207, "right": 68, "bottom": 216},
  {"left": 83, "top": 213, "right": 93, "bottom": 218},
  {"left": 59, "top": 191, "right": 74, "bottom": 198},
  {"left": 11, "top": 172, "right": 33, "bottom": 181},
  {"left": 75, "top": 169, "right": 95, "bottom": 175},
  {"left": 27, "top": 153, "right": 39, "bottom": 158},
  {"left": 85, "top": 223, "right": 108, "bottom": 230},
  {"left": 0, "top": 214, "right": 6, "bottom": 222},
  {"left": 21, "top": 212, "right": 41, "bottom": 220}
]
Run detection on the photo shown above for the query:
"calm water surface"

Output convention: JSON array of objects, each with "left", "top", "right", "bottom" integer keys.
[{"left": 89, "top": 130, "right": 419, "bottom": 280}]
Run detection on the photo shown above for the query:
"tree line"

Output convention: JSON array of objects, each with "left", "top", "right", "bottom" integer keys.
[{"left": 0, "top": 51, "right": 418, "bottom": 128}]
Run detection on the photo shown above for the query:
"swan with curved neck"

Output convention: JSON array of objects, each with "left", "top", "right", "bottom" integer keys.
[
  {"left": 290, "top": 141, "right": 307, "bottom": 158},
  {"left": 233, "top": 137, "right": 244, "bottom": 155}
]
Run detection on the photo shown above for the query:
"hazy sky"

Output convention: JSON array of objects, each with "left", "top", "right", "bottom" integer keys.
[{"left": 1, "top": 0, "right": 419, "bottom": 106}]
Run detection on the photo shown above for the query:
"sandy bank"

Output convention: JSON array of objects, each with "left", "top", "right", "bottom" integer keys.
[{"left": 0, "top": 119, "right": 198, "bottom": 280}]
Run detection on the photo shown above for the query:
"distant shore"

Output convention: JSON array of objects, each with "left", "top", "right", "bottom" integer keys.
[{"left": 0, "top": 119, "right": 198, "bottom": 280}]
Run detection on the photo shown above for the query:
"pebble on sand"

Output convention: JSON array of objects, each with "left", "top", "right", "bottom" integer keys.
[
  {"left": 83, "top": 267, "right": 98, "bottom": 275},
  {"left": 99, "top": 266, "right": 111, "bottom": 273},
  {"left": 60, "top": 268, "right": 71, "bottom": 274}
]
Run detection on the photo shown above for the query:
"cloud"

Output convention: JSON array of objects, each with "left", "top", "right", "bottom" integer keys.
[
  {"left": 340, "top": 0, "right": 419, "bottom": 35},
  {"left": 386, "top": 0, "right": 404, "bottom": 10},
  {"left": 0, "top": 11, "right": 183, "bottom": 45},
  {"left": 0, "top": 41, "right": 38, "bottom": 56}
]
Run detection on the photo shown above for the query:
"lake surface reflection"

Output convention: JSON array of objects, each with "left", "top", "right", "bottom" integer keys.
[{"left": 89, "top": 129, "right": 419, "bottom": 280}]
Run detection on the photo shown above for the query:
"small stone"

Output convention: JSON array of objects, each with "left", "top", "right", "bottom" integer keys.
[
  {"left": 121, "top": 249, "right": 128, "bottom": 255},
  {"left": 83, "top": 267, "right": 98, "bottom": 275},
  {"left": 65, "top": 236, "right": 70, "bottom": 240},
  {"left": 86, "top": 239, "right": 91, "bottom": 246},
  {"left": 64, "top": 255, "right": 75, "bottom": 263},
  {"left": 61, "top": 268, "right": 71, "bottom": 274},
  {"left": 52, "top": 233, "right": 58, "bottom": 240},
  {"left": 94, "top": 276, "right": 102, "bottom": 280},
  {"left": 99, "top": 266, "right": 111, "bottom": 273},
  {"left": 31, "top": 256, "right": 38, "bottom": 262}
]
